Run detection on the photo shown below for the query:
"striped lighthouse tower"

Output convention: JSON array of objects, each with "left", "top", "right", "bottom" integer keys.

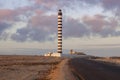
[{"left": 57, "top": 9, "right": 62, "bottom": 54}]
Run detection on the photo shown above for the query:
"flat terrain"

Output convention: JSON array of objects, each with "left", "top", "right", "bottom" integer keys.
[
  {"left": 0, "top": 55, "right": 62, "bottom": 80},
  {"left": 92, "top": 57, "right": 120, "bottom": 65},
  {"left": 0, "top": 55, "right": 120, "bottom": 80},
  {"left": 69, "top": 58, "right": 120, "bottom": 80}
]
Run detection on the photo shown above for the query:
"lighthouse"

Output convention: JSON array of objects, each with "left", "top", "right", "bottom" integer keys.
[
  {"left": 44, "top": 9, "right": 62, "bottom": 57},
  {"left": 57, "top": 9, "right": 62, "bottom": 54}
]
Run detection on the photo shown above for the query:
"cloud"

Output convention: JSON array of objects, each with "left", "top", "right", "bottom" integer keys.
[
  {"left": 0, "top": 9, "right": 15, "bottom": 21},
  {"left": 29, "top": 0, "right": 58, "bottom": 11},
  {"left": 75, "top": 0, "right": 118, "bottom": 10},
  {"left": 11, "top": 16, "right": 90, "bottom": 42},
  {"left": 4, "top": 13, "right": 120, "bottom": 42},
  {"left": 11, "top": 26, "right": 56, "bottom": 42},
  {"left": 0, "top": 22, "right": 10, "bottom": 34},
  {"left": 29, "top": 0, "right": 86, "bottom": 11},
  {"left": 0, "top": 8, "right": 28, "bottom": 21},
  {"left": 83, "top": 14, "right": 108, "bottom": 32},
  {"left": 75, "top": 0, "right": 120, "bottom": 16},
  {"left": 101, "top": 0, "right": 120, "bottom": 10},
  {"left": 0, "top": 0, "right": 120, "bottom": 42},
  {"left": 98, "top": 28, "right": 119, "bottom": 37},
  {"left": 11, "top": 14, "right": 57, "bottom": 42},
  {"left": 0, "top": 0, "right": 32, "bottom": 9},
  {"left": 0, "top": 2, "right": 58, "bottom": 42},
  {"left": 29, "top": 14, "right": 57, "bottom": 37},
  {"left": 82, "top": 14, "right": 119, "bottom": 37},
  {"left": 32, "top": 0, "right": 57, "bottom": 6},
  {"left": 0, "top": 5, "right": 44, "bottom": 22},
  {"left": 87, "top": 14, "right": 117, "bottom": 27},
  {"left": 30, "top": 14, "right": 57, "bottom": 30},
  {"left": 79, "top": 0, "right": 100, "bottom": 5},
  {"left": 100, "top": 0, "right": 120, "bottom": 17},
  {"left": 0, "top": 22, "right": 11, "bottom": 40},
  {"left": 63, "top": 18, "right": 90, "bottom": 38}
]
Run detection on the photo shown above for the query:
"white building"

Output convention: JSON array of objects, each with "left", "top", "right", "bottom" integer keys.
[{"left": 44, "top": 52, "right": 61, "bottom": 57}]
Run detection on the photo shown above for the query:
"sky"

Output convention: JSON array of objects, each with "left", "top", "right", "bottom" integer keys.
[{"left": 0, "top": 0, "right": 120, "bottom": 56}]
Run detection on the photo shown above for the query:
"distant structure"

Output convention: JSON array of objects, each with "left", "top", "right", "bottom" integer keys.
[
  {"left": 69, "top": 49, "right": 86, "bottom": 55},
  {"left": 57, "top": 9, "right": 62, "bottom": 54},
  {"left": 70, "top": 49, "right": 74, "bottom": 54}
]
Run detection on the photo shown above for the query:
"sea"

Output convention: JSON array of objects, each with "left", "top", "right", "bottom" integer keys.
[{"left": 0, "top": 48, "right": 120, "bottom": 57}]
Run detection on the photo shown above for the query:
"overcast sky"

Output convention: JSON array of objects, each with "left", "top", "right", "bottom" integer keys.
[{"left": 0, "top": 0, "right": 120, "bottom": 50}]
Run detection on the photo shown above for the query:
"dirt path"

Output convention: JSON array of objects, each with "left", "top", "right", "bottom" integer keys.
[{"left": 48, "top": 59, "right": 76, "bottom": 80}]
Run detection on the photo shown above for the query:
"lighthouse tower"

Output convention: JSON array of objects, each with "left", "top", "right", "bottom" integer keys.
[
  {"left": 57, "top": 9, "right": 62, "bottom": 54},
  {"left": 44, "top": 9, "right": 62, "bottom": 57}
]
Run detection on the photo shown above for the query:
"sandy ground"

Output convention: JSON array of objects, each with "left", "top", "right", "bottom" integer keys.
[
  {"left": 1, "top": 55, "right": 120, "bottom": 80},
  {"left": 48, "top": 59, "right": 76, "bottom": 80},
  {"left": 0, "top": 55, "right": 62, "bottom": 80},
  {"left": 0, "top": 55, "right": 76, "bottom": 80},
  {"left": 91, "top": 57, "right": 120, "bottom": 66}
]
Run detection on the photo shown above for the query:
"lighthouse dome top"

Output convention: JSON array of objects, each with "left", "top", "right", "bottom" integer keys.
[
  {"left": 59, "top": 9, "right": 61, "bottom": 11},
  {"left": 58, "top": 9, "right": 62, "bottom": 15}
]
